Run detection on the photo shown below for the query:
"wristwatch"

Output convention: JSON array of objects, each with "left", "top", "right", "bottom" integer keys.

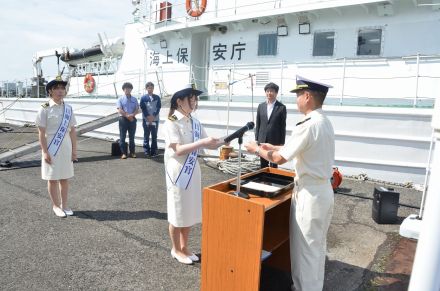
[{"left": 255, "top": 146, "right": 260, "bottom": 156}]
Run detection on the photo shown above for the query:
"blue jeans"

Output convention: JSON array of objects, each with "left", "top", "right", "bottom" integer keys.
[
  {"left": 142, "top": 120, "right": 158, "bottom": 155},
  {"left": 119, "top": 116, "right": 137, "bottom": 155}
]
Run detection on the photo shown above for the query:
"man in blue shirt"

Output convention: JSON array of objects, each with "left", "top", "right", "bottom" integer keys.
[
  {"left": 116, "top": 82, "right": 139, "bottom": 159},
  {"left": 140, "top": 82, "right": 161, "bottom": 157}
]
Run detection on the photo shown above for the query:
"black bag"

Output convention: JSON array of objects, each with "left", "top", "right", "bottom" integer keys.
[{"left": 111, "top": 140, "right": 127, "bottom": 156}]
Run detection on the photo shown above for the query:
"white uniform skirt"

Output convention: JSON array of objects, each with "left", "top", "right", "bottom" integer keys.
[
  {"left": 165, "top": 163, "right": 202, "bottom": 227},
  {"left": 41, "top": 134, "right": 74, "bottom": 180}
]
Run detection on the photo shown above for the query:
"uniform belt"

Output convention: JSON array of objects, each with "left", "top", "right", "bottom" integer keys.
[{"left": 295, "top": 175, "right": 329, "bottom": 187}]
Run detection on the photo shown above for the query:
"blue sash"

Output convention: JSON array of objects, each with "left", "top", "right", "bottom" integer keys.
[
  {"left": 173, "top": 117, "right": 201, "bottom": 190},
  {"left": 47, "top": 104, "right": 72, "bottom": 157}
]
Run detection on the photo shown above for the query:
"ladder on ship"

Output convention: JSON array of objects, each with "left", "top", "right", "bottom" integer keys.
[
  {"left": 0, "top": 112, "right": 120, "bottom": 164},
  {"left": 155, "top": 68, "right": 169, "bottom": 99}
]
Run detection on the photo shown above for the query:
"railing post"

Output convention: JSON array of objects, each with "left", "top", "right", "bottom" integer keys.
[
  {"left": 413, "top": 53, "right": 420, "bottom": 108},
  {"left": 340, "top": 57, "right": 346, "bottom": 105},
  {"left": 408, "top": 99, "right": 440, "bottom": 290},
  {"left": 37, "top": 76, "right": 40, "bottom": 98},
  {"left": 280, "top": 60, "right": 284, "bottom": 102}
]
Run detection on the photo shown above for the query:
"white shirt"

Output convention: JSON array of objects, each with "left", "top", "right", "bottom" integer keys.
[
  {"left": 35, "top": 99, "right": 77, "bottom": 134},
  {"left": 278, "top": 109, "right": 335, "bottom": 180},
  {"left": 267, "top": 100, "right": 275, "bottom": 119}
]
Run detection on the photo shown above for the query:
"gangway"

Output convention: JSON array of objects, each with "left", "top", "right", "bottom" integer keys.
[{"left": 0, "top": 112, "right": 119, "bottom": 164}]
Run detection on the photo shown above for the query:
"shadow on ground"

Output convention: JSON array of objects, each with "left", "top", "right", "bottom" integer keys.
[
  {"left": 325, "top": 259, "right": 410, "bottom": 291},
  {"left": 258, "top": 258, "right": 410, "bottom": 291},
  {"left": 75, "top": 210, "right": 167, "bottom": 221}
]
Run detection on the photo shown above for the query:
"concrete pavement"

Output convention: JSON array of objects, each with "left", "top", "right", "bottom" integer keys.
[{"left": 0, "top": 125, "right": 421, "bottom": 290}]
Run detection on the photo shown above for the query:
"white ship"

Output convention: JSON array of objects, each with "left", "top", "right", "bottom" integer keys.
[{"left": 2, "top": 0, "right": 439, "bottom": 185}]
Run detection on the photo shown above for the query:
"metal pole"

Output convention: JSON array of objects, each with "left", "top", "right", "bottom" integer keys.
[
  {"left": 226, "top": 68, "right": 232, "bottom": 136},
  {"left": 413, "top": 53, "right": 420, "bottom": 108},
  {"left": 280, "top": 60, "right": 284, "bottom": 102},
  {"left": 37, "top": 76, "right": 40, "bottom": 98},
  {"left": 408, "top": 99, "right": 440, "bottom": 290},
  {"left": 419, "top": 129, "right": 435, "bottom": 218},
  {"left": 250, "top": 73, "right": 255, "bottom": 123},
  {"left": 77, "top": 74, "right": 80, "bottom": 97},
  {"left": 340, "top": 57, "right": 346, "bottom": 105}
]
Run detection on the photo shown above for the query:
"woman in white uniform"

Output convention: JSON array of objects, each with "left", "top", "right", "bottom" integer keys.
[
  {"left": 164, "top": 84, "right": 221, "bottom": 264},
  {"left": 36, "top": 77, "right": 77, "bottom": 218}
]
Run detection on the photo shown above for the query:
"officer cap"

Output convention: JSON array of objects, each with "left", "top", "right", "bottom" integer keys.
[
  {"left": 170, "top": 84, "right": 203, "bottom": 106},
  {"left": 45, "top": 76, "right": 68, "bottom": 93},
  {"left": 290, "top": 75, "right": 332, "bottom": 95}
]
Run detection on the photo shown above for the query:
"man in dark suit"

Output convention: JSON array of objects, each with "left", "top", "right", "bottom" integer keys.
[{"left": 255, "top": 82, "right": 287, "bottom": 168}]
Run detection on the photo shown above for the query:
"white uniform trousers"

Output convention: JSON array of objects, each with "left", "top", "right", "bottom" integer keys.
[{"left": 290, "top": 179, "right": 334, "bottom": 291}]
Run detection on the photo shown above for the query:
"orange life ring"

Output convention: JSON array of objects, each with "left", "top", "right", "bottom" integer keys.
[
  {"left": 186, "top": 0, "right": 207, "bottom": 17},
  {"left": 331, "top": 167, "right": 343, "bottom": 191},
  {"left": 84, "top": 74, "right": 95, "bottom": 93}
]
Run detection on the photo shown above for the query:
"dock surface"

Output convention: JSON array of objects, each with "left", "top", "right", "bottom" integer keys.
[{"left": 0, "top": 125, "right": 420, "bottom": 290}]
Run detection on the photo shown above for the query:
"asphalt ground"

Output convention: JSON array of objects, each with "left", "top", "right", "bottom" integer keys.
[{"left": 0, "top": 124, "right": 421, "bottom": 290}]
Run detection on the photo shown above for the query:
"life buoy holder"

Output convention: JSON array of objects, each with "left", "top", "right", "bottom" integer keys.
[
  {"left": 186, "top": 0, "right": 207, "bottom": 17},
  {"left": 331, "top": 167, "right": 343, "bottom": 191},
  {"left": 84, "top": 74, "right": 95, "bottom": 93}
]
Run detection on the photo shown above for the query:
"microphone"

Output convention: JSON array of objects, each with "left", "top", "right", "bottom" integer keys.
[{"left": 224, "top": 121, "right": 255, "bottom": 143}]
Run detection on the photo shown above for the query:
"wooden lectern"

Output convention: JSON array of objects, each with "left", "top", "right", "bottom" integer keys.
[{"left": 201, "top": 167, "right": 294, "bottom": 291}]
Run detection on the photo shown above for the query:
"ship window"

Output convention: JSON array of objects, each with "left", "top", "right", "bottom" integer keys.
[
  {"left": 313, "top": 31, "right": 335, "bottom": 56},
  {"left": 357, "top": 28, "right": 382, "bottom": 56},
  {"left": 258, "top": 33, "right": 277, "bottom": 56}
]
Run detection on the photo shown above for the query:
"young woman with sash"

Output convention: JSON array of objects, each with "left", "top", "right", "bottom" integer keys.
[
  {"left": 164, "top": 84, "right": 221, "bottom": 264},
  {"left": 36, "top": 77, "right": 77, "bottom": 218}
]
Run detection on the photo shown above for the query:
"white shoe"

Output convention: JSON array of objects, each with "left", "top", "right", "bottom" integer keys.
[
  {"left": 52, "top": 206, "right": 66, "bottom": 218},
  {"left": 63, "top": 208, "right": 74, "bottom": 216},
  {"left": 171, "top": 249, "right": 193, "bottom": 265},
  {"left": 188, "top": 253, "right": 199, "bottom": 262}
]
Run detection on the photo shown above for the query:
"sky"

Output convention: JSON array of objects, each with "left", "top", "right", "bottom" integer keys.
[{"left": 0, "top": 0, "right": 132, "bottom": 82}]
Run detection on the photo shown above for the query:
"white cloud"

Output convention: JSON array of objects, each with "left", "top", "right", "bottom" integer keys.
[{"left": 0, "top": 0, "right": 131, "bottom": 81}]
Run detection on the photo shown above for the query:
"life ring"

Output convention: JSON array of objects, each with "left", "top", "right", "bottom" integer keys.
[
  {"left": 331, "top": 167, "right": 343, "bottom": 191},
  {"left": 84, "top": 74, "right": 95, "bottom": 93},
  {"left": 186, "top": 0, "right": 207, "bottom": 17}
]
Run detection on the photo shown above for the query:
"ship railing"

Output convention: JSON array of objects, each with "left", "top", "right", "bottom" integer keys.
[
  {"left": 201, "top": 54, "right": 440, "bottom": 107},
  {"left": 70, "top": 58, "right": 120, "bottom": 77},
  {"left": 136, "top": 0, "right": 317, "bottom": 32}
]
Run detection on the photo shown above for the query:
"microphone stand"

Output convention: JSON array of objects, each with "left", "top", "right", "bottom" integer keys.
[{"left": 233, "top": 135, "right": 250, "bottom": 199}]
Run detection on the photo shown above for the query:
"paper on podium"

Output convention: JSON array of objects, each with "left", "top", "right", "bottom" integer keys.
[{"left": 242, "top": 181, "right": 283, "bottom": 193}]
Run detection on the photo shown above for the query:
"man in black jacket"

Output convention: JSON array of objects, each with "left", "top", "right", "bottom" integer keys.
[
  {"left": 255, "top": 82, "right": 287, "bottom": 168},
  {"left": 140, "top": 82, "right": 161, "bottom": 157}
]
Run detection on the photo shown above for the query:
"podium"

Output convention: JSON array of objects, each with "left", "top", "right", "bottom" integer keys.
[{"left": 201, "top": 167, "right": 294, "bottom": 291}]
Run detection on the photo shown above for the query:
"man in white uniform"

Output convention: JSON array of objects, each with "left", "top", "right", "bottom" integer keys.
[{"left": 245, "top": 76, "right": 335, "bottom": 291}]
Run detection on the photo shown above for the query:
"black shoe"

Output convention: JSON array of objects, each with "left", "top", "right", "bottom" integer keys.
[{"left": 150, "top": 152, "right": 158, "bottom": 157}]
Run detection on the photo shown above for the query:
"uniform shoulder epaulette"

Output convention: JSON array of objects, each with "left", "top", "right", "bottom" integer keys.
[
  {"left": 41, "top": 102, "right": 49, "bottom": 108},
  {"left": 296, "top": 117, "right": 311, "bottom": 126},
  {"left": 168, "top": 114, "right": 178, "bottom": 121}
]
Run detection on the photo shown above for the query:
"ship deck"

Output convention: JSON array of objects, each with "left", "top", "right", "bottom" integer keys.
[{"left": 0, "top": 124, "right": 421, "bottom": 290}]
